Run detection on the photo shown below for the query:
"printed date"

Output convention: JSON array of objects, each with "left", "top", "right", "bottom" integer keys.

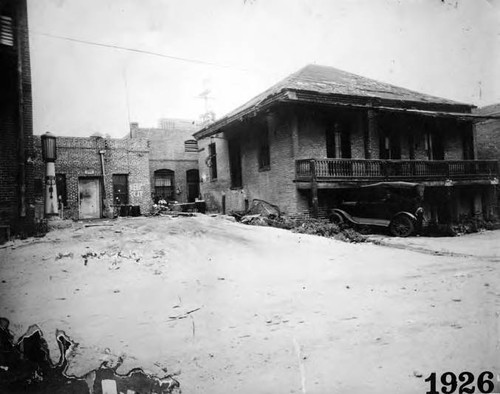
[{"left": 425, "top": 371, "right": 498, "bottom": 394}]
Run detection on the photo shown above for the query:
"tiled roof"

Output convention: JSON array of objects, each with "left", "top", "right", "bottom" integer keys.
[{"left": 194, "top": 64, "right": 473, "bottom": 138}]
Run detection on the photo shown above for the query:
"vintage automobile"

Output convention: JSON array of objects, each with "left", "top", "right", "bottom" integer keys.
[{"left": 330, "top": 181, "right": 425, "bottom": 237}]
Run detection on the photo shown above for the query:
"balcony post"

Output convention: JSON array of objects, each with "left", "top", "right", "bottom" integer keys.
[
  {"left": 366, "top": 110, "right": 378, "bottom": 159},
  {"left": 310, "top": 159, "right": 319, "bottom": 218}
]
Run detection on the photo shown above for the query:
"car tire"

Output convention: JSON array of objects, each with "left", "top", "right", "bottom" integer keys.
[
  {"left": 389, "top": 215, "right": 414, "bottom": 237},
  {"left": 330, "top": 212, "right": 344, "bottom": 225}
]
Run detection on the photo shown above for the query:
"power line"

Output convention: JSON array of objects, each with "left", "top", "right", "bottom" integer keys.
[{"left": 32, "top": 31, "right": 248, "bottom": 71}]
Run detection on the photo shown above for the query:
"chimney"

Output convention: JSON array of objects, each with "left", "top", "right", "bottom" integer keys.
[{"left": 129, "top": 122, "right": 139, "bottom": 138}]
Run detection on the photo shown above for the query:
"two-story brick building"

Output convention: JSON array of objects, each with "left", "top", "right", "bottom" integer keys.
[
  {"left": 33, "top": 136, "right": 151, "bottom": 220},
  {"left": 129, "top": 119, "right": 200, "bottom": 203},
  {"left": 194, "top": 64, "right": 499, "bottom": 225},
  {"left": 0, "top": 0, "right": 35, "bottom": 239}
]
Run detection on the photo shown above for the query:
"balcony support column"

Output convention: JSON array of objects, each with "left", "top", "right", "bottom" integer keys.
[
  {"left": 310, "top": 159, "right": 319, "bottom": 218},
  {"left": 366, "top": 110, "right": 378, "bottom": 159}
]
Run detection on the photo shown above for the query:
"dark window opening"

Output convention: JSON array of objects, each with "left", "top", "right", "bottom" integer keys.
[
  {"left": 113, "top": 174, "right": 129, "bottom": 205},
  {"left": 154, "top": 169, "right": 175, "bottom": 201},
  {"left": 208, "top": 142, "right": 217, "bottom": 180},
  {"left": 228, "top": 139, "right": 242, "bottom": 188},
  {"left": 56, "top": 174, "right": 68, "bottom": 207},
  {"left": 0, "top": 15, "right": 14, "bottom": 47},
  {"left": 326, "top": 122, "right": 351, "bottom": 159},
  {"left": 258, "top": 128, "right": 270, "bottom": 169},
  {"left": 184, "top": 139, "right": 198, "bottom": 152}
]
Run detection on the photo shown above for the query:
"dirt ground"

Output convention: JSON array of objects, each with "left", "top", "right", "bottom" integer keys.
[{"left": 0, "top": 215, "right": 499, "bottom": 393}]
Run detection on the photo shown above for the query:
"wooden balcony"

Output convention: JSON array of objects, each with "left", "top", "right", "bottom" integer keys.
[{"left": 295, "top": 159, "right": 499, "bottom": 186}]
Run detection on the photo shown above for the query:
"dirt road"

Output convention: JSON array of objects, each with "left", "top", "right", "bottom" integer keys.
[{"left": 1, "top": 215, "right": 499, "bottom": 393}]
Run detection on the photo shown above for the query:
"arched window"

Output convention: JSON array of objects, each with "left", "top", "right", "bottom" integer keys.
[{"left": 154, "top": 169, "right": 175, "bottom": 201}]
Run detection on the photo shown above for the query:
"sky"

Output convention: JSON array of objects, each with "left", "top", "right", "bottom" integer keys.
[{"left": 27, "top": 0, "right": 500, "bottom": 138}]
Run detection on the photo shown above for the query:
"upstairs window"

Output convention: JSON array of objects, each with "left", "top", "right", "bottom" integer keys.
[
  {"left": 0, "top": 15, "right": 14, "bottom": 47},
  {"left": 258, "top": 128, "right": 270, "bottom": 170},
  {"left": 184, "top": 139, "right": 198, "bottom": 152}
]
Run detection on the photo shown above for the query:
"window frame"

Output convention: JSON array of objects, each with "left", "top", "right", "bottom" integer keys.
[{"left": 154, "top": 169, "right": 175, "bottom": 201}]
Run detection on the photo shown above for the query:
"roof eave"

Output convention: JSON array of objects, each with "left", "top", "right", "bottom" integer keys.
[
  {"left": 194, "top": 89, "right": 477, "bottom": 140},
  {"left": 193, "top": 91, "right": 288, "bottom": 140}
]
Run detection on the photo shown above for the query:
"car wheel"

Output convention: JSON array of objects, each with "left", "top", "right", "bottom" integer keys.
[
  {"left": 389, "top": 215, "right": 414, "bottom": 237},
  {"left": 330, "top": 212, "right": 344, "bottom": 225}
]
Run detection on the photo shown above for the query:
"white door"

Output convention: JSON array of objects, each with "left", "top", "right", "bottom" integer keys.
[{"left": 79, "top": 178, "right": 101, "bottom": 219}]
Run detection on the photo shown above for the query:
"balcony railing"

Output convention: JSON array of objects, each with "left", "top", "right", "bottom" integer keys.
[{"left": 295, "top": 159, "right": 499, "bottom": 182}]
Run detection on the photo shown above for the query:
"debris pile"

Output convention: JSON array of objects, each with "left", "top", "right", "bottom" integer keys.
[
  {"left": 235, "top": 199, "right": 294, "bottom": 229},
  {"left": 234, "top": 199, "right": 366, "bottom": 242},
  {"left": 293, "top": 219, "right": 367, "bottom": 243}
]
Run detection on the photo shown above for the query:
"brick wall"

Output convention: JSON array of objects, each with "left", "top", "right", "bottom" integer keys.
[
  {"left": 0, "top": 0, "right": 35, "bottom": 237},
  {"left": 129, "top": 121, "right": 199, "bottom": 203},
  {"left": 33, "top": 136, "right": 151, "bottom": 220},
  {"left": 475, "top": 113, "right": 500, "bottom": 161}
]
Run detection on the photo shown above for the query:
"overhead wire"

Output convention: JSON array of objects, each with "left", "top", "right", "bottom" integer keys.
[{"left": 30, "top": 30, "right": 253, "bottom": 72}]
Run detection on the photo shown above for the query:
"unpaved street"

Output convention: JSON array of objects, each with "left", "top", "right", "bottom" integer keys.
[{"left": 1, "top": 215, "right": 499, "bottom": 393}]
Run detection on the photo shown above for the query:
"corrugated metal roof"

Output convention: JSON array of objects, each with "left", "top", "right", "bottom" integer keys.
[{"left": 194, "top": 64, "right": 474, "bottom": 139}]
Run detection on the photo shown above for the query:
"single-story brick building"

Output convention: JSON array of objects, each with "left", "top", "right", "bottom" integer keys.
[
  {"left": 33, "top": 136, "right": 151, "bottom": 220},
  {"left": 194, "top": 64, "right": 499, "bottom": 225}
]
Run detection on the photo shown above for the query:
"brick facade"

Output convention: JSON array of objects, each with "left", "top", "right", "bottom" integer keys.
[
  {"left": 129, "top": 120, "right": 200, "bottom": 203},
  {"left": 0, "top": 0, "right": 35, "bottom": 237},
  {"left": 33, "top": 136, "right": 151, "bottom": 220}
]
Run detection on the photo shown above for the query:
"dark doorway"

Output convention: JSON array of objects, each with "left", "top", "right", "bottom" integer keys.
[
  {"left": 425, "top": 132, "right": 444, "bottom": 160},
  {"left": 228, "top": 139, "right": 242, "bottom": 188},
  {"left": 326, "top": 121, "right": 351, "bottom": 158},
  {"left": 379, "top": 128, "right": 401, "bottom": 160},
  {"left": 186, "top": 169, "right": 200, "bottom": 202},
  {"left": 112, "top": 174, "right": 129, "bottom": 206}
]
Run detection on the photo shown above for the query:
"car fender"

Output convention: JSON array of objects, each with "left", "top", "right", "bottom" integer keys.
[
  {"left": 331, "top": 209, "right": 357, "bottom": 224},
  {"left": 391, "top": 211, "right": 417, "bottom": 224}
]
